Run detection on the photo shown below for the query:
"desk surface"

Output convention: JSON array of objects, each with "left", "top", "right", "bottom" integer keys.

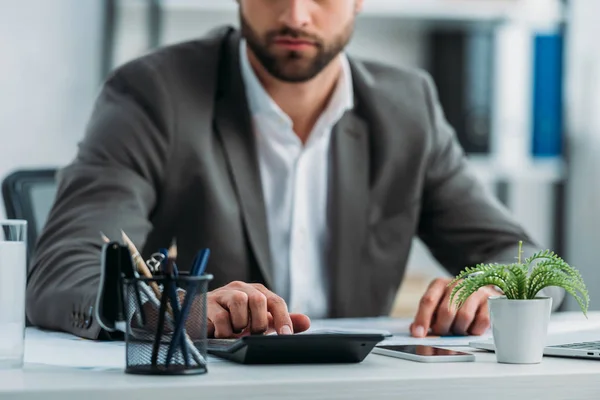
[{"left": 2, "top": 312, "right": 600, "bottom": 400}]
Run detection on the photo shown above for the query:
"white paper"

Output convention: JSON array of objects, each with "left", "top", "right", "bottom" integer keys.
[
  {"left": 308, "top": 314, "right": 600, "bottom": 347},
  {"left": 24, "top": 328, "right": 125, "bottom": 370},
  {"left": 308, "top": 317, "right": 411, "bottom": 335},
  {"left": 380, "top": 332, "right": 493, "bottom": 347},
  {"left": 24, "top": 328, "right": 224, "bottom": 370},
  {"left": 307, "top": 317, "right": 488, "bottom": 346}
]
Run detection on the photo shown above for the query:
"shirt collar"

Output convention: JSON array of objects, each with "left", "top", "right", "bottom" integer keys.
[{"left": 239, "top": 38, "right": 354, "bottom": 128}]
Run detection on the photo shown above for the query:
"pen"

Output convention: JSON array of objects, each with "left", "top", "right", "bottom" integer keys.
[
  {"left": 133, "top": 272, "right": 205, "bottom": 366},
  {"left": 192, "top": 248, "right": 210, "bottom": 276},
  {"left": 168, "top": 248, "right": 211, "bottom": 368},
  {"left": 119, "top": 231, "right": 206, "bottom": 367},
  {"left": 151, "top": 278, "right": 169, "bottom": 367},
  {"left": 157, "top": 248, "right": 169, "bottom": 275},
  {"left": 164, "top": 248, "right": 190, "bottom": 367}
]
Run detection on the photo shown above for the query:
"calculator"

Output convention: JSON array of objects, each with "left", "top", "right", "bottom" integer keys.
[{"left": 206, "top": 333, "right": 387, "bottom": 364}]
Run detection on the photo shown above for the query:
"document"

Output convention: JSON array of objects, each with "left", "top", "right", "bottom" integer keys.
[
  {"left": 24, "top": 328, "right": 224, "bottom": 370},
  {"left": 25, "top": 328, "right": 125, "bottom": 370},
  {"left": 379, "top": 332, "right": 492, "bottom": 347},
  {"left": 307, "top": 313, "right": 600, "bottom": 347},
  {"left": 307, "top": 316, "right": 411, "bottom": 336},
  {"left": 307, "top": 316, "right": 491, "bottom": 346}
]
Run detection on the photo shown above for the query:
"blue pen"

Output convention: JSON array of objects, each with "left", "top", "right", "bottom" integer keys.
[
  {"left": 151, "top": 280, "right": 169, "bottom": 367},
  {"left": 168, "top": 248, "right": 210, "bottom": 367},
  {"left": 163, "top": 252, "right": 190, "bottom": 367},
  {"left": 158, "top": 248, "right": 169, "bottom": 271},
  {"left": 192, "top": 248, "right": 210, "bottom": 276}
]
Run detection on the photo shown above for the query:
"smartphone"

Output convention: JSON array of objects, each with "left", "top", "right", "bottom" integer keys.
[{"left": 372, "top": 345, "right": 475, "bottom": 363}]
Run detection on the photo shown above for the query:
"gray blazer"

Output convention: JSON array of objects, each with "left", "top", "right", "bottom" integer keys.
[{"left": 25, "top": 26, "right": 553, "bottom": 339}]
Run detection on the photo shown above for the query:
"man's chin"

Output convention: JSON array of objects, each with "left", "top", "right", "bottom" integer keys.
[{"left": 269, "top": 64, "right": 323, "bottom": 83}]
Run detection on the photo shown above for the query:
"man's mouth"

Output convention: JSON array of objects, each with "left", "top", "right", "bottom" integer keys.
[{"left": 273, "top": 37, "right": 317, "bottom": 50}]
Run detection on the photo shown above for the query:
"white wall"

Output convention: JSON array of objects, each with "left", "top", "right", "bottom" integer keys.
[
  {"left": 0, "top": 1, "right": 102, "bottom": 219},
  {"left": 564, "top": 0, "right": 600, "bottom": 311}
]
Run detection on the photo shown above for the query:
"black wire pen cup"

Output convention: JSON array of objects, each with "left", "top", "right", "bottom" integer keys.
[{"left": 122, "top": 273, "right": 213, "bottom": 375}]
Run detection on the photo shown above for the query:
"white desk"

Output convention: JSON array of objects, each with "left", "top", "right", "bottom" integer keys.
[{"left": 2, "top": 312, "right": 600, "bottom": 400}]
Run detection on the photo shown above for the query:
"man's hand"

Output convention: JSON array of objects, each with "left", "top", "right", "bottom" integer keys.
[
  {"left": 410, "top": 277, "right": 501, "bottom": 338},
  {"left": 207, "top": 281, "right": 311, "bottom": 338}
]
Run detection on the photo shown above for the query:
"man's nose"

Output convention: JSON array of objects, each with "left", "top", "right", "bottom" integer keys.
[{"left": 279, "top": 0, "right": 312, "bottom": 29}]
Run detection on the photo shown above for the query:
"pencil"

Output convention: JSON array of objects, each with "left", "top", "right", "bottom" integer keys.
[
  {"left": 120, "top": 231, "right": 169, "bottom": 311},
  {"left": 120, "top": 231, "right": 153, "bottom": 279},
  {"left": 167, "top": 238, "right": 177, "bottom": 261},
  {"left": 100, "top": 232, "right": 110, "bottom": 244}
]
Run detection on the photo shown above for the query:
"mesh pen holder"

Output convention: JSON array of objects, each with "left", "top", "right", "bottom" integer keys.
[{"left": 123, "top": 273, "right": 213, "bottom": 375}]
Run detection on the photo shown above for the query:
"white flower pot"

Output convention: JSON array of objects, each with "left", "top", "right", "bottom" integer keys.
[{"left": 488, "top": 296, "right": 553, "bottom": 364}]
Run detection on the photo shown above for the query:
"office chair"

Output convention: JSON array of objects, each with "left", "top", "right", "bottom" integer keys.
[{"left": 2, "top": 169, "right": 58, "bottom": 262}]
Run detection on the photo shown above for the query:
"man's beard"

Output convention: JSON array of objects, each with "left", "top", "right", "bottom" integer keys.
[{"left": 240, "top": 13, "right": 354, "bottom": 83}]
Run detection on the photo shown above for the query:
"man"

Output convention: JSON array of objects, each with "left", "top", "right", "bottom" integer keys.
[{"left": 26, "top": 0, "right": 563, "bottom": 340}]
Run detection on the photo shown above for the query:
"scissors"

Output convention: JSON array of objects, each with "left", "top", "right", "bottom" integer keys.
[{"left": 145, "top": 252, "right": 166, "bottom": 274}]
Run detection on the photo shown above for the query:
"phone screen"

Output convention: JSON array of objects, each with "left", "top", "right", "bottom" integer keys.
[{"left": 377, "top": 345, "right": 470, "bottom": 356}]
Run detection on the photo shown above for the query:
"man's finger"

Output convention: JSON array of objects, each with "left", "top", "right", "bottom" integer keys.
[
  {"left": 252, "top": 284, "right": 293, "bottom": 335},
  {"left": 264, "top": 313, "right": 311, "bottom": 335},
  {"left": 290, "top": 313, "right": 311, "bottom": 333},
  {"left": 450, "top": 290, "right": 482, "bottom": 335},
  {"left": 469, "top": 290, "right": 494, "bottom": 335},
  {"left": 220, "top": 282, "right": 269, "bottom": 334},
  {"left": 430, "top": 285, "right": 456, "bottom": 336},
  {"left": 218, "top": 290, "right": 249, "bottom": 333},
  {"left": 411, "top": 279, "right": 448, "bottom": 337},
  {"left": 246, "top": 288, "right": 269, "bottom": 333},
  {"left": 207, "top": 301, "right": 234, "bottom": 338}
]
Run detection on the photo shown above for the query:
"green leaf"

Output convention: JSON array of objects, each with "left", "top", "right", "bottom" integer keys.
[
  {"left": 531, "top": 276, "right": 589, "bottom": 317},
  {"left": 448, "top": 265, "right": 514, "bottom": 310},
  {"left": 506, "top": 263, "right": 528, "bottom": 299},
  {"left": 528, "top": 261, "right": 589, "bottom": 307},
  {"left": 528, "top": 253, "right": 586, "bottom": 288},
  {"left": 448, "top": 243, "right": 590, "bottom": 317}
]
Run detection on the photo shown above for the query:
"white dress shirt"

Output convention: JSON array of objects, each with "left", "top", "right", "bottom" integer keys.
[{"left": 239, "top": 39, "right": 354, "bottom": 318}]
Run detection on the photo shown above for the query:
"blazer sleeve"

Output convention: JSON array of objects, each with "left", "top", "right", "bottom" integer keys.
[
  {"left": 26, "top": 61, "right": 173, "bottom": 339},
  {"left": 416, "top": 72, "right": 565, "bottom": 310}
]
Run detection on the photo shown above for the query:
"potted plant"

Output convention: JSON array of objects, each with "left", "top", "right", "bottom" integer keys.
[{"left": 448, "top": 241, "right": 589, "bottom": 364}]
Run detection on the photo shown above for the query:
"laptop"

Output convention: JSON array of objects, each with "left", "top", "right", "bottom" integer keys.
[{"left": 470, "top": 330, "right": 600, "bottom": 360}]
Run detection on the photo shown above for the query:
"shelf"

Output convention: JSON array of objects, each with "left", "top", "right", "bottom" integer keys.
[
  {"left": 360, "top": 0, "right": 520, "bottom": 22},
  {"left": 467, "top": 155, "right": 566, "bottom": 183},
  {"left": 123, "top": 0, "right": 523, "bottom": 23}
]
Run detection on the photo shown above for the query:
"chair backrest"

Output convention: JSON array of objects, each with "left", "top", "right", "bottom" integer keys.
[{"left": 2, "top": 169, "right": 58, "bottom": 261}]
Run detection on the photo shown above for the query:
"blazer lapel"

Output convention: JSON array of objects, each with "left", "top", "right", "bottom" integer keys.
[
  {"left": 213, "top": 32, "right": 273, "bottom": 287},
  {"left": 327, "top": 58, "right": 408, "bottom": 317},
  {"left": 327, "top": 110, "right": 370, "bottom": 317}
]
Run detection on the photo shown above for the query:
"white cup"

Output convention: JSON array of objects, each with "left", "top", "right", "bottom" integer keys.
[{"left": 0, "top": 220, "right": 27, "bottom": 369}]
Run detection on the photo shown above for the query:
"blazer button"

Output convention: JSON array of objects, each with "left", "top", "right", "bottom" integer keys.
[
  {"left": 83, "top": 315, "right": 90, "bottom": 329},
  {"left": 85, "top": 306, "right": 93, "bottom": 329}
]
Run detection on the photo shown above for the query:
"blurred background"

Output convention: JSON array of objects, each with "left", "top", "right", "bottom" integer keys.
[{"left": 1, "top": 0, "right": 598, "bottom": 317}]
